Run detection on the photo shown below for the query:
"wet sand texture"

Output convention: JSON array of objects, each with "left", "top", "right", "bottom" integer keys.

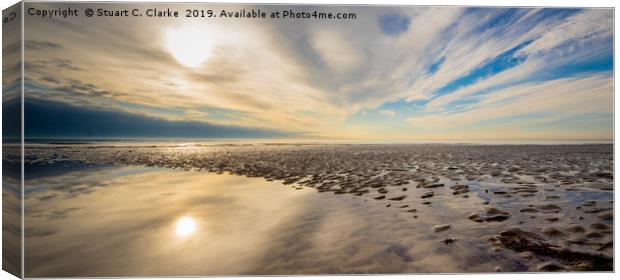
[{"left": 19, "top": 144, "right": 613, "bottom": 274}]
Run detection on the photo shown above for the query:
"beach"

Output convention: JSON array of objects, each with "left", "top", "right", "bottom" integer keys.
[{"left": 16, "top": 143, "right": 613, "bottom": 276}]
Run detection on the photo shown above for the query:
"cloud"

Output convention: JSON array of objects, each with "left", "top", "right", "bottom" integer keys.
[
  {"left": 25, "top": 40, "right": 62, "bottom": 51},
  {"left": 20, "top": 4, "right": 613, "bottom": 141},
  {"left": 310, "top": 29, "right": 364, "bottom": 74},
  {"left": 22, "top": 98, "right": 296, "bottom": 139},
  {"left": 379, "top": 110, "right": 396, "bottom": 117},
  {"left": 405, "top": 74, "right": 612, "bottom": 137},
  {"left": 516, "top": 9, "right": 613, "bottom": 56}
]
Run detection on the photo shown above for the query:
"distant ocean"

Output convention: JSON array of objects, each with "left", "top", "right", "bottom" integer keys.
[{"left": 21, "top": 138, "right": 614, "bottom": 146}]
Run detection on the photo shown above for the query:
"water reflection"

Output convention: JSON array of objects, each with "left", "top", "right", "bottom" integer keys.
[
  {"left": 24, "top": 163, "right": 609, "bottom": 276},
  {"left": 25, "top": 165, "right": 329, "bottom": 277}
]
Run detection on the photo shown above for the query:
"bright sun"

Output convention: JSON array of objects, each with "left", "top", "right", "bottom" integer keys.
[
  {"left": 175, "top": 216, "right": 196, "bottom": 236},
  {"left": 165, "top": 26, "right": 214, "bottom": 68}
]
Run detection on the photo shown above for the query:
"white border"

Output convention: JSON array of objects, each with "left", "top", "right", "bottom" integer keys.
[{"left": 0, "top": 1, "right": 617, "bottom": 280}]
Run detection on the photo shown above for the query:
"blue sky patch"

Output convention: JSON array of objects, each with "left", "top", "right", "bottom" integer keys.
[{"left": 379, "top": 13, "right": 411, "bottom": 36}]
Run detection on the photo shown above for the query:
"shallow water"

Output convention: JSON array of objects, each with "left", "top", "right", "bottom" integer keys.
[
  {"left": 22, "top": 164, "right": 515, "bottom": 276},
  {"left": 21, "top": 144, "right": 613, "bottom": 276}
]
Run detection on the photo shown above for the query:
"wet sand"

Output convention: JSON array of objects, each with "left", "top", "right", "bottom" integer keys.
[{"left": 21, "top": 143, "right": 613, "bottom": 275}]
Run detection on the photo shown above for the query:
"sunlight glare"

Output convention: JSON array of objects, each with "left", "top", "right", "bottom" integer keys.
[
  {"left": 175, "top": 216, "right": 196, "bottom": 236},
  {"left": 165, "top": 26, "right": 214, "bottom": 68}
]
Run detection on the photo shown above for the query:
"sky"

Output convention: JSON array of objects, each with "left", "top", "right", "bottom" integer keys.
[{"left": 8, "top": 3, "right": 614, "bottom": 141}]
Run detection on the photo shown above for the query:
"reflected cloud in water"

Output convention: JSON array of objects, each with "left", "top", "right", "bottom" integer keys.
[
  {"left": 25, "top": 165, "right": 328, "bottom": 277},
  {"left": 24, "top": 163, "right": 580, "bottom": 277}
]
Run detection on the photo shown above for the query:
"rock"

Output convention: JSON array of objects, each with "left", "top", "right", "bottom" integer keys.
[
  {"left": 373, "top": 195, "right": 386, "bottom": 200},
  {"left": 433, "top": 224, "right": 451, "bottom": 232},
  {"left": 406, "top": 209, "right": 417, "bottom": 213},
  {"left": 420, "top": 191, "right": 434, "bottom": 199}
]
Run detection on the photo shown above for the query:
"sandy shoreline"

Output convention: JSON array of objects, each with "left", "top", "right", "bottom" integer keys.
[{"left": 17, "top": 143, "right": 614, "bottom": 274}]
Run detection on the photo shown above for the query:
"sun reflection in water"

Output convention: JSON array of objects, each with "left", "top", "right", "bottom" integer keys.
[{"left": 175, "top": 216, "right": 196, "bottom": 237}]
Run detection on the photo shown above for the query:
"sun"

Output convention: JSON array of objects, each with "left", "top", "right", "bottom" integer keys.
[
  {"left": 175, "top": 216, "right": 196, "bottom": 236},
  {"left": 165, "top": 26, "right": 214, "bottom": 68}
]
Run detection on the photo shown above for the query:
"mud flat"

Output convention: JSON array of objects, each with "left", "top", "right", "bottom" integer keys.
[{"left": 20, "top": 143, "right": 613, "bottom": 273}]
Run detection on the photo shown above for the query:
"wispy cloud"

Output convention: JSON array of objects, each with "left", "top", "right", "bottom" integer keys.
[
  {"left": 406, "top": 74, "right": 612, "bottom": 129},
  {"left": 379, "top": 110, "right": 396, "bottom": 117}
]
